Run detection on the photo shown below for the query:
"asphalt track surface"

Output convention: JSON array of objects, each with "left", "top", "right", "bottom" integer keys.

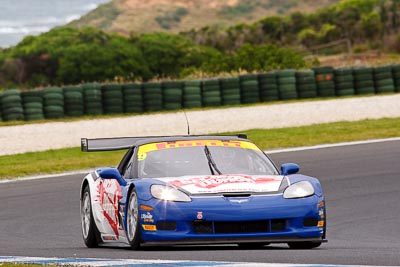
[{"left": 0, "top": 140, "right": 399, "bottom": 266}]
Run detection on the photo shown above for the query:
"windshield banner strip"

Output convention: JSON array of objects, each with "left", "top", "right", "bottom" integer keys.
[{"left": 137, "top": 140, "right": 259, "bottom": 160}]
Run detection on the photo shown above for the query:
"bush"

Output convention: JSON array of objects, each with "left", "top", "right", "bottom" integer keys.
[
  {"left": 154, "top": 7, "right": 188, "bottom": 29},
  {"left": 218, "top": 3, "right": 255, "bottom": 18}
]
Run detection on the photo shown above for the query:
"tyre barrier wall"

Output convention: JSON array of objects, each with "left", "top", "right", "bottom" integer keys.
[
  {"left": 278, "top": 69, "right": 298, "bottom": 100},
  {"left": 202, "top": 79, "right": 222, "bottom": 107},
  {"left": 296, "top": 70, "right": 318, "bottom": 99},
  {"left": 313, "top": 66, "right": 336, "bottom": 97},
  {"left": 1, "top": 65, "right": 400, "bottom": 122}
]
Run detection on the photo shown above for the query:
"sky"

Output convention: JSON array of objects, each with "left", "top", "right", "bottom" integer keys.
[{"left": 0, "top": 0, "right": 110, "bottom": 48}]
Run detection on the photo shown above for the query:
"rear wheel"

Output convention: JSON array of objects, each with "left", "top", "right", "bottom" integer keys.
[
  {"left": 288, "top": 242, "right": 322, "bottom": 249},
  {"left": 81, "top": 185, "right": 100, "bottom": 248},
  {"left": 126, "top": 189, "right": 141, "bottom": 249}
]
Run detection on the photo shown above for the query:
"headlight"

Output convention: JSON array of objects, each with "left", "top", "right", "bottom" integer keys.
[
  {"left": 283, "top": 181, "right": 314, "bottom": 199},
  {"left": 151, "top": 185, "right": 191, "bottom": 202}
]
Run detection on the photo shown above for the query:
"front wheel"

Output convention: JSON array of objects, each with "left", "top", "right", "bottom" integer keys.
[
  {"left": 81, "top": 185, "right": 100, "bottom": 248},
  {"left": 288, "top": 242, "right": 322, "bottom": 249},
  {"left": 126, "top": 188, "right": 141, "bottom": 249}
]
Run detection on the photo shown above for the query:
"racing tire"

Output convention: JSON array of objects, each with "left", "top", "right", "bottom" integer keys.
[
  {"left": 126, "top": 188, "right": 141, "bottom": 250},
  {"left": 287, "top": 242, "right": 322, "bottom": 249},
  {"left": 81, "top": 185, "right": 101, "bottom": 248}
]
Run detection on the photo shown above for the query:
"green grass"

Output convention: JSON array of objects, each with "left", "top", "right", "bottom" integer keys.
[
  {"left": 232, "top": 117, "right": 400, "bottom": 149},
  {"left": 0, "top": 148, "right": 126, "bottom": 179},
  {"left": 1, "top": 117, "right": 399, "bottom": 180}
]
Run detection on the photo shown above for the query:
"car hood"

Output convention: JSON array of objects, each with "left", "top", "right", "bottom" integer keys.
[{"left": 154, "top": 174, "right": 285, "bottom": 195}]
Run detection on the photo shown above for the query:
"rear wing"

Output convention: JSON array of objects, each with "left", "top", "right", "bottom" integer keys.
[
  {"left": 81, "top": 134, "right": 248, "bottom": 152},
  {"left": 81, "top": 137, "right": 139, "bottom": 152}
]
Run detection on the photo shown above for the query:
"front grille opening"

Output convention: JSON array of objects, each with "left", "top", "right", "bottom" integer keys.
[
  {"left": 156, "top": 221, "right": 176, "bottom": 231},
  {"left": 193, "top": 219, "right": 288, "bottom": 234},
  {"left": 193, "top": 220, "right": 213, "bottom": 234},
  {"left": 271, "top": 219, "right": 286, "bottom": 231},
  {"left": 215, "top": 220, "right": 268, "bottom": 234},
  {"left": 223, "top": 193, "right": 251, "bottom": 197},
  {"left": 303, "top": 217, "right": 318, "bottom": 227}
]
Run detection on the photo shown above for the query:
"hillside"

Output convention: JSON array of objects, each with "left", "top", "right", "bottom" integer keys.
[
  {"left": 68, "top": 0, "right": 340, "bottom": 35},
  {"left": 3, "top": 0, "right": 399, "bottom": 89}
]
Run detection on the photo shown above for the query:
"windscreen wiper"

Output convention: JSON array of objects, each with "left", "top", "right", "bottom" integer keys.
[{"left": 204, "top": 145, "right": 222, "bottom": 175}]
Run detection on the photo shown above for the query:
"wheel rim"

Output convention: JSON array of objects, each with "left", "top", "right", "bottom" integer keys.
[
  {"left": 81, "top": 191, "right": 91, "bottom": 239},
  {"left": 127, "top": 191, "right": 138, "bottom": 242}
]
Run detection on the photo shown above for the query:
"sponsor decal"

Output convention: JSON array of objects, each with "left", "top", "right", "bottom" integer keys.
[
  {"left": 142, "top": 224, "right": 157, "bottom": 231},
  {"left": 95, "top": 179, "right": 122, "bottom": 238},
  {"left": 141, "top": 212, "right": 154, "bottom": 223},
  {"left": 197, "top": 211, "right": 203, "bottom": 220},
  {"left": 169, "top": 175, "right": 280, "bottom": 189},
  {"left": 319, "top": 208, "right": 325, "bottom": 218},
  {"left": 102, "top": 235, "right": 117, "bottom": 241},
  {"left": 140, "top": 204, "right": 154, "bottom": 211},
  {"left": 229, "top": 198, "right": 249, "bottom": 204},
  {"left": 318, "top": 201, "right": 325, "bottom": 218},
  {"left": 137, "top": 140, "right": 260, "bottom": 161}
]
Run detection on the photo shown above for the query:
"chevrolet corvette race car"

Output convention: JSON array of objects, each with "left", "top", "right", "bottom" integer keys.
[{"left": 80, "top": 135, "right": 327, "bottom": 250}]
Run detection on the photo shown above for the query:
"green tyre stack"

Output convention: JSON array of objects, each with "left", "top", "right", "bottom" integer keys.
[
  {"left": 219, "top": 77, "right": 241, "bottom": 105},
  {"left": 373, "top": 65, "right": 395, "bottom": 94},
  {"left": 122, "top": 83, "right": 143, "bottom": 113},
  {"left": 202, "top": 79, "right": 222, "bottom": 107},
  {"left": 183, "top": 80, "right": 202, "bottom": 108},
  {"left": 63, "top": 85, "right": 84, "bottom": 117},
  {"left": 353, "top": 66, "right": 375, "bottom": 95},
  {"left": 258, "top": 72, "right": 279, "bottom": 102},
  {"left": 277, "top": 69, "right": 297, "bottom": 100},
  {"left": 296, "top": 70, "right": 317, "bottom": 99},
  {"left": 392, "top": 64, "right": 400, "bottom": 92},
  {"left": 142, "top": 82, "right": 163, "bottom": 112},
  {"left": 334, "top": 67, "right": 355, "bottom": 97},
  {"left": 313, "top": 66, "right": 335, "bottom": 97},
  {"left": 83, "top": 83, "right": 103, "bottom": 115},
  {"left": 21, "top": 90, "right": 44, "bottom": 121},
  {"left": 1, "top": 89, "right": 24, "bottom": 121},
  {"left": 239, "top": 74, "right": 260, "bottom": 104},
  {"left": 43, "top": 87, "right": 64, "bottom": 119},
  {"left": 162, "top": 81, "right": 183, "bottom": 110},
  {"left": 102, "top": 84, "right": 124, "bottom": 114}
]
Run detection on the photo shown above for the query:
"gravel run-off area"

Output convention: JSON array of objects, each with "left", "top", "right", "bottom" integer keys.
[{"left": 1, "top": 94, "right": 399, "bottom": 156}]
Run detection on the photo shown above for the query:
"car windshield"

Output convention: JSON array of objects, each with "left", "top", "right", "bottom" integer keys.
[{"left": 136, "top": 140, "right": 278, "bottom": 178}]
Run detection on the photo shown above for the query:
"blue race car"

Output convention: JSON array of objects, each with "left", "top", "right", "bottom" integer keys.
[{"left": 80, "top": 135, "right": 327, "bottom": 249}]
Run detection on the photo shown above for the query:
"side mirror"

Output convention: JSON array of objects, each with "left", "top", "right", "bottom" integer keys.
[
  {"left": 281, "top": 163, "right": 300, "bottom": 176},
  {"left": 99, "top": 168, "right": 127, "bottom": 186}
]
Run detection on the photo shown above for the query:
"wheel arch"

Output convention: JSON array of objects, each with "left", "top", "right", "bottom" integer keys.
[
  {"left": 123, "top": 183, "right": 137, "bottom": 229},
  {"left": 124, "top": 183, "right": 143, "bottom": 249},
  {"left": 80, "top": 176, "right": 101, "bottom": 247},
  {"left": 80, "top": 179, "right": 89, "bottom": 199},
  {"left": 80, "top": 172, "right": 98, "bottom": 200}
]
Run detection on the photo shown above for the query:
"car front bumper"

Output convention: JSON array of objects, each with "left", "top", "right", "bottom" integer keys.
[{"left": 136, "top": 193, "right": 327, "bottom": 244}]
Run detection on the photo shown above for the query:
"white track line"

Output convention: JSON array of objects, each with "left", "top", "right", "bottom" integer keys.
[
  {"left": 266, "top": 137, "right": 400, "bottom": 154},
  {"left": 0, "top": 256, "right": 397, "bottom": 267}
]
